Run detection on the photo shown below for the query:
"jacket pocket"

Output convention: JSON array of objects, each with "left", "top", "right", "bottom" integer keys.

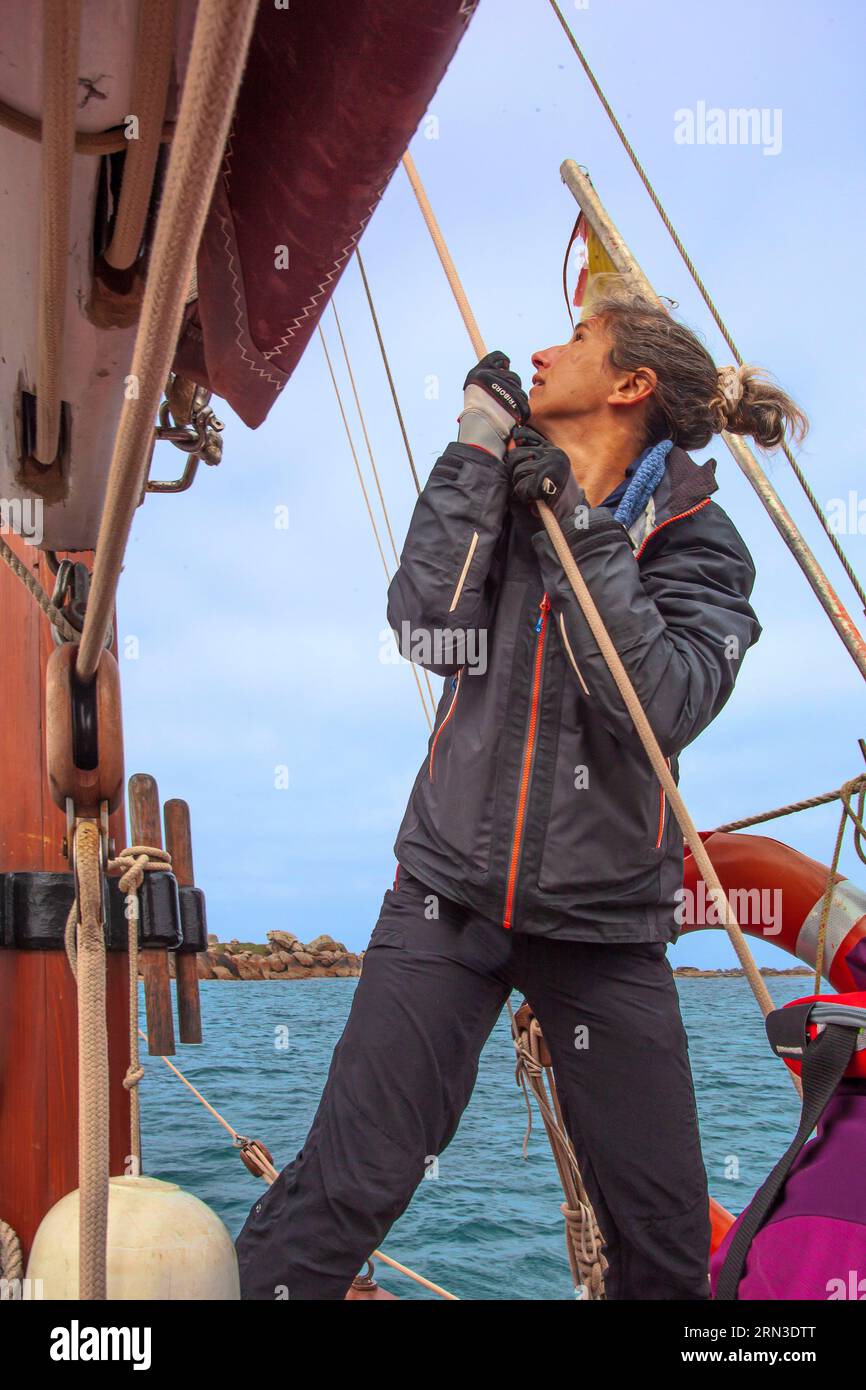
[{"left": 538, "top": 719, "right": 667, "bottom": 895}]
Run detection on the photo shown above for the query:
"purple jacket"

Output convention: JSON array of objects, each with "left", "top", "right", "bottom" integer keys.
[{"left": 710, "top": 1080, "right": 866, "bottom": 1300}]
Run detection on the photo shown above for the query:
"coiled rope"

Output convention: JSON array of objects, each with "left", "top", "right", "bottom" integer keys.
[{"left": 509, "top": 1001, "right": 607, "bottom": 1299}]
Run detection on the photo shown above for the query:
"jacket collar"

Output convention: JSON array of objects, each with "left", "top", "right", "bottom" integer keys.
[{"left": 625, "top": 445, "right": 719, "bottom": 553}]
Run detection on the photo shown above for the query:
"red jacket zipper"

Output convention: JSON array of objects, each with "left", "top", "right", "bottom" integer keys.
[
  {"left": 503, "top": 594, "right": 550, "bottom": 929},
  {"left": 429, "top": 669, "right": 463, "bottom": 781}
]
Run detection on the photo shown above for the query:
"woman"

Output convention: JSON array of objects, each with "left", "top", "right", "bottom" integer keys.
[{"left": 236, "top": 292, "right": 807, "bottom": 1300}]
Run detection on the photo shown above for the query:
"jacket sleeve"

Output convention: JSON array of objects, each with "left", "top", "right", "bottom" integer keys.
[
  {"left": 387, "top": 440, "right": 510, "bottom": 675},
  {"left": 531, "top": 502, "right": 762, "bottom": 757}
]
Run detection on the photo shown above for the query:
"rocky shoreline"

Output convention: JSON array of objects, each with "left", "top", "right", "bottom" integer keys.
[
  {"left": 672, "top": 965, "right": 811, "bottom": 979},
  {"left": 151, "top": 938, "right": 812, "bottom": 983},
  {"left": 193, "top": 931, "right": 363, "bottom": 980}
]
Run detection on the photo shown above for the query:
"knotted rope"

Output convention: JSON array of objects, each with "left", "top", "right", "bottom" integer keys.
[
  {"left": 509, "top": 1001, "right": 607, "bottom": 1300},
  {"left": 0, "top": 1220, "right": 23, "bottom": 1297},
  {"left": 108, "top": 845, "right": 173, "bottom": 1168},
  {"left": 63, "top": 832, "right": 172, "bottom": 1293}
]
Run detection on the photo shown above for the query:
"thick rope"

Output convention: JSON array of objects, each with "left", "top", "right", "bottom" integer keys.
[
  {"left": 0, "top": 97, "right": 174, "bottom": 155},
  {"left": 319, "top": 324, "right": 435, "bottom": 732},
  {"left": 107, "top": 846, "right": 173, "bottom": 1169},
  {"left": 76, "top": 0, "right": 259, "bottom": 682},
  {"left": 0, "top": 1221, "right": 23, "bottom": 1295},
  {"left": 713, "top": 770, "right": 866, "bottom": 843},
  {"left": 104, "top": 0, "right": 178, "bottom": 270},
  {"left": 402, "top": 152, "right": 486, "bottom": 358},
  {"left": 0, "top": 535, "right": 80, "bottom": 641},
  {"left": 403, "top": 148, "right": 784, "bottom": 1036},
  {"left": 547, "top": 0, "right": 866, "bottom": 616},
  {"left": 547, "top": 0, "right": 866, "bottom": 619},
  {"left": 509, "top": 1001, "right": 607, "bottom": 1298},
  {"left": 64, "top": 819, "right": 109, "bottom": 1301},
  {"left": 35, "top": 0, "right": 80, "bottom": 464},
  {"left": 537, "top": 499, "right": 788, "bottom": 1034}
]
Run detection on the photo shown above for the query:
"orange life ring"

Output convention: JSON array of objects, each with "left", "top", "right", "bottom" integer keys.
[
  {"left": 681, "top": 831, "right": 866, "bottom": 992},
  {"left": 679, "top": 831, "right": 866, "bottom": 1255}
]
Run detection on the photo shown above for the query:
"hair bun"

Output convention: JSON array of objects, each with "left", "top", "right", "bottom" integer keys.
[{"left": 716, "top": 364, "right": 744, "bottom": 414}]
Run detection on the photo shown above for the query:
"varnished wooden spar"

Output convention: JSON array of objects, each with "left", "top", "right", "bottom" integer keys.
[
  {"left": 164, "top": 798, "right": 202, "bottom": 1044},
  {"left": 128, "top": 773, "right": 175, "bottom": 1056},
  {"left": 0, "top": 536, "right": 130, "bottom": 1259}
]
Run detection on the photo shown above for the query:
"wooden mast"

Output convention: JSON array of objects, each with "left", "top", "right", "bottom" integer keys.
[{"left": 0, "top": 533, "right": 131, "bottom": 1260}]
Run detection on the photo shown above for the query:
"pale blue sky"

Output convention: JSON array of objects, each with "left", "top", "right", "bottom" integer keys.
[{"left": 119, "top": 0, "right": 866, "bottom": 968}]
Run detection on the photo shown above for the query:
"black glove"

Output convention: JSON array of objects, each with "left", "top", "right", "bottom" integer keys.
[
  {"left": 508, "top": 426, "right": 588, "bottom": 529},
  {"left": 458, "top": 351, "right": 529, "bottom": 457}
]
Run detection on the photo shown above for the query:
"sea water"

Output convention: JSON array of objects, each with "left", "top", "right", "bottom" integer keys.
[{"left": 140, "top": 976, "right": 808, "bottom": 1300}]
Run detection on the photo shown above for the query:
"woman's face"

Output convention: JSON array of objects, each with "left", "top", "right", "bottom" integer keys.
[{"left": 527, "top": 315, "right": 617, "bottom": 433}]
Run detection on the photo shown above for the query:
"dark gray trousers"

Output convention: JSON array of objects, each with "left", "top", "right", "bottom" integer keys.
[{"left": 236, "top": 869, "right": 711, "bottom": 1300}]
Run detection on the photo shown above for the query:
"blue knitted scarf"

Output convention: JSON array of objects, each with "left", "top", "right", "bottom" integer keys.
[{"left": 613, "top": 437, "right": 674, "bottom": 532}]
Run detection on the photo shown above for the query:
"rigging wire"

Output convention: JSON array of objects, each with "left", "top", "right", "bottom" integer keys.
[
  {"left": 546, "top": 0, "right": 866, "bottom": 616},
  {"left": 318, "top": 323, "right": 435, "bottom": 732},
  {"left": 330, "top": 297, "right": 438, "bottom": 721},
  {"left": 355, "top": 248, "right": 422, "bottom": 497}
]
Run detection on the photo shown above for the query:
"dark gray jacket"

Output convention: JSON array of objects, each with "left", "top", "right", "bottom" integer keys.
[{"left": 387, "top": 439, "right": 761, "bottom": 942}]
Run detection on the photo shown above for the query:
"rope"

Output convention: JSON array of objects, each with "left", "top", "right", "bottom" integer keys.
[
  {"left": 538, "top": 498, "right": 791, "bottom": 1038},
  {"left": 356, "top": 250, "right": 423, "bottom": 496},
  {"left": 138, "top": 1027, "right": 457, "bottom": 1298},
  {"left": 104, "top": 0, "right": 178, "bottom": 271},
  {"left": 712, "top": 771, "right": 866, "bottom": 838},
  {"left": 401, "top": 151, "right": 485, "bottom": 360},
  {"left": 64, "top": 819, "right": 110, "bottom": 1300},
  {"left": 812, "top": 777, "right": 866, "bottom": 990},
  {"left": 35, "top": 0, "right": 80, "bottom": 465},
  {"left": 508, "top": 1001, "right": 607, "bottom": 1298},
  {"left": 331, "top": 301, "right": 402, "bottom": 564},
  {"left": 75, "top": 0, "right": 259, "bottom": 683},
  {"left": 0, "top": 535, "right": 80, "bottom": 641},
  {"left": 329, "top": 302, "right": 438, "bottom": 723},
  {"left": 107, "top": 846, "right": 173, "bottom": 1168},
  {"left": 547, "top": 0, "right": 866, "bottom": 616},
  {"left": 403, "top": 146, "right": 786, "bottom": 1046},
  {"left": 0, "top": 97, "right": 174, "bottom": 156},
  {"left": 319, "top": 324, "right": 435, "bottom": 732},
  {"left": 0, "top": 1221, "right": 23, "bottom": 1296}
]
